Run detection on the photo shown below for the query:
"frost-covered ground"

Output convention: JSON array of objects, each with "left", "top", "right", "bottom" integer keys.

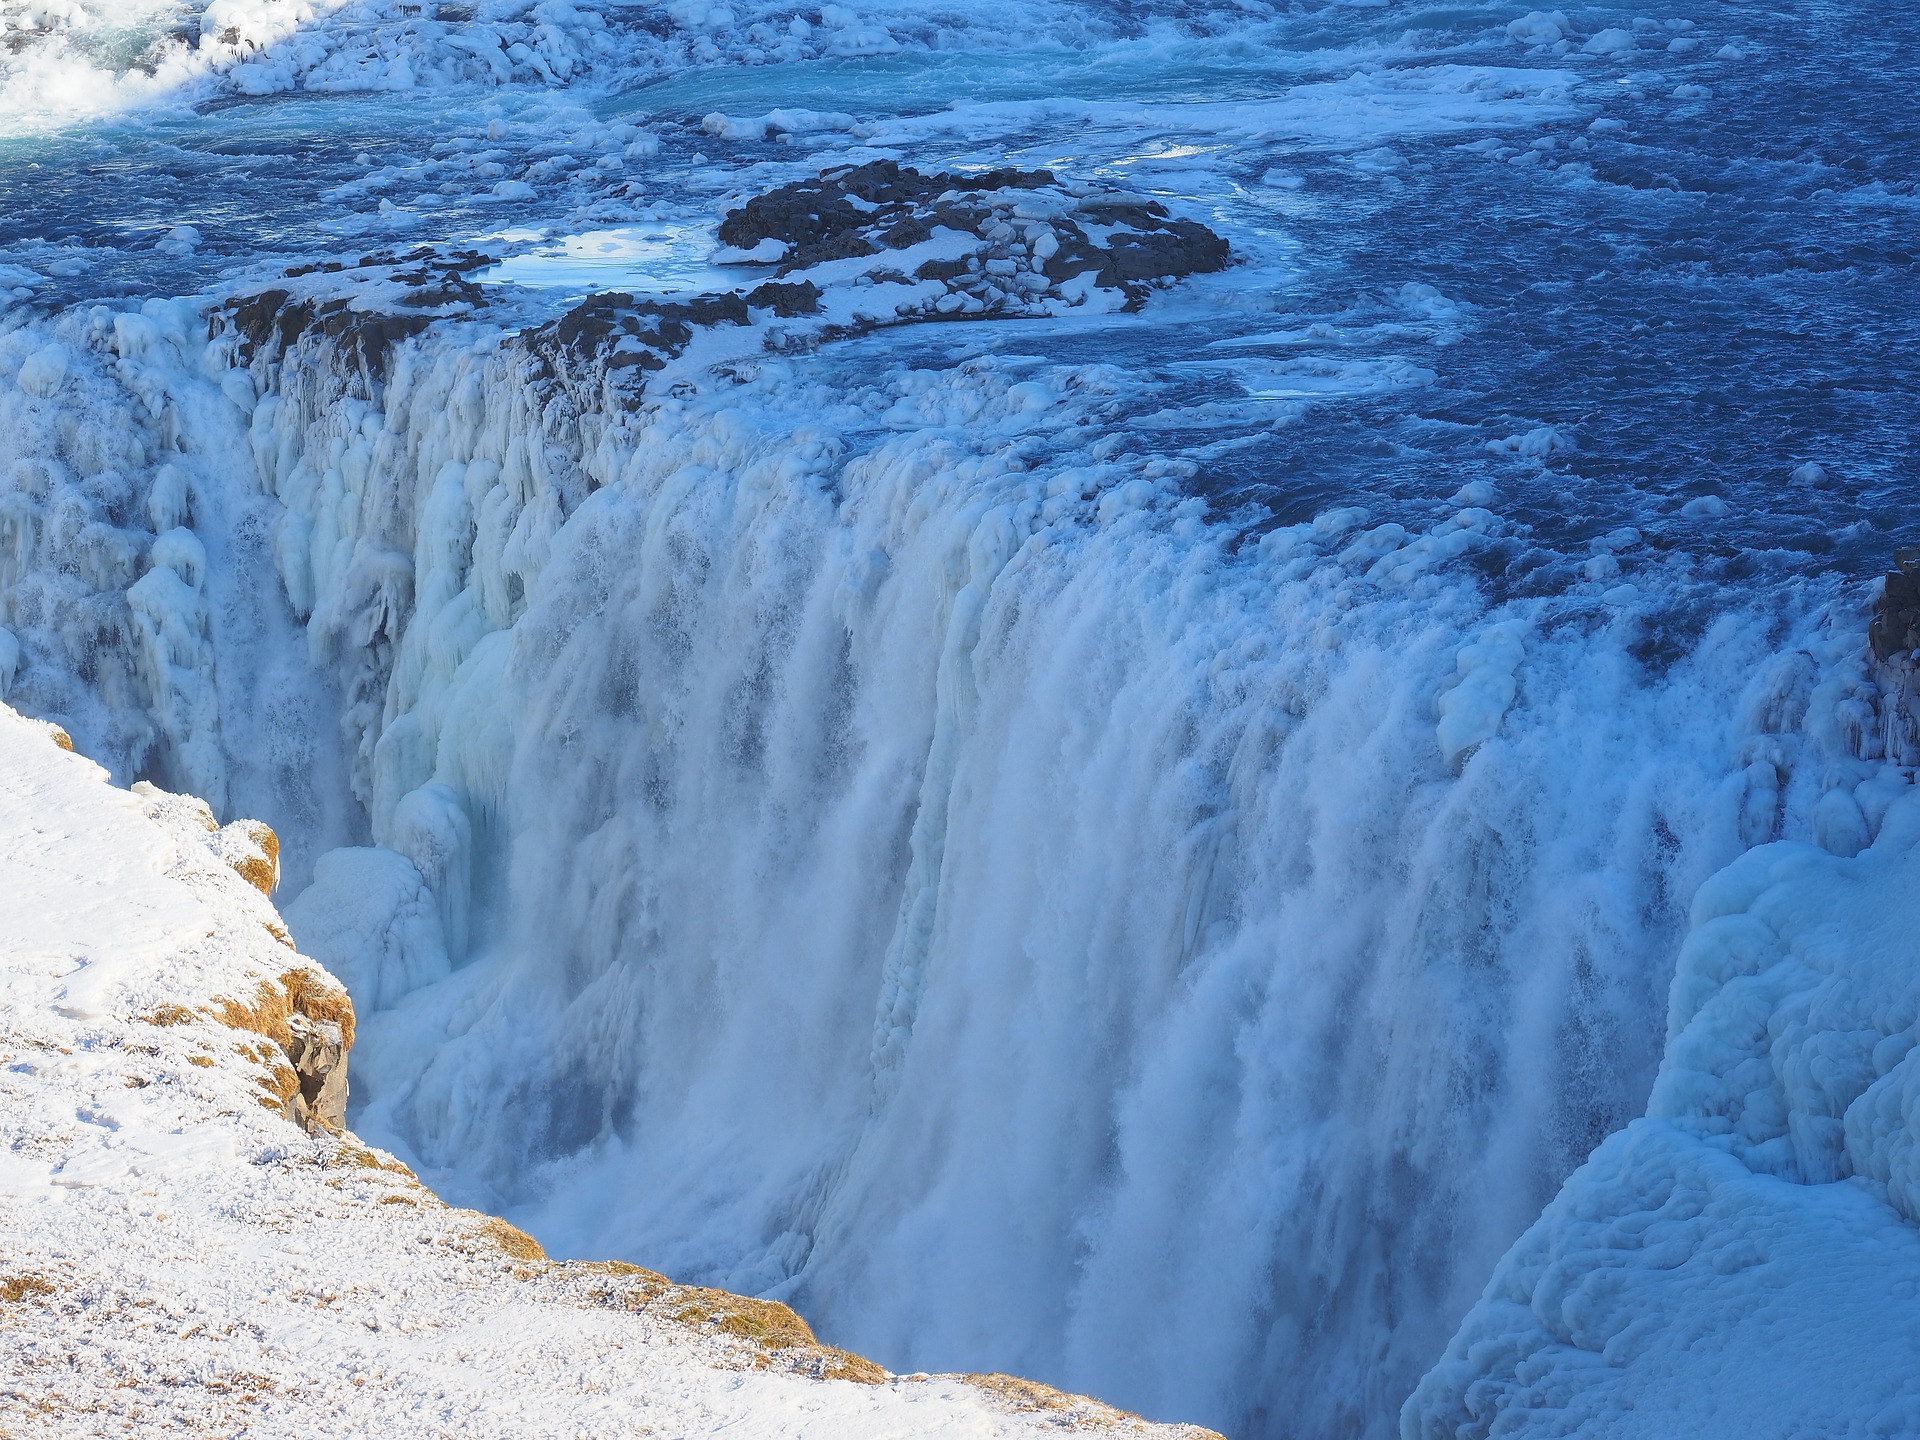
[
  {"left": 1, "top": 0, "right": 1916, "bottom": 1437},
  {"left": 0, "top": 701, "right": 1218, "bottom": 1438}
]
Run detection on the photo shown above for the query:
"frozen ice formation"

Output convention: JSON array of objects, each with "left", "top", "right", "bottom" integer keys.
[
  {"left": 0, "top": 701, "right": 1220, "bottom": 1437},
  {"left": 1434, "top": 620, "right": 1526, "bottom": 766},
  {"left": 1404, "top": 810, "right": 1920, "bottom": 1438},
  {"left": 1403, "top": 591, "right": 1920, "bottom": 1435},
  {"left": 0, "top": 234, "right": 1894, "bottom": 1436}
]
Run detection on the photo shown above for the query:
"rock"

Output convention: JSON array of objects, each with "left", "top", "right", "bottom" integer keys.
[
  {"left": 283, "top": 1013, "right": 349, "bottom": 1135},
  {"left": 1871, "top": 562, "right": 1920, "bottom": 662},
  {"left": 718, "top": 160, "right": 1230, "bottom": 308}
]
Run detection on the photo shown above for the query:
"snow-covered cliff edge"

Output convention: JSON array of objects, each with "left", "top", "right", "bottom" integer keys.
[
  {"left": 0, "top": 700, "right": 1218, "bottom": 1439},
  {"left": 1405, "top": 792, "right": 1920, "bottom": 1437}
]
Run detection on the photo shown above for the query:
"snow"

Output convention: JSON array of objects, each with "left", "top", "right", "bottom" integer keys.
[{"left": 0, "top": 699, "right": 1216, "bottom": 1440}]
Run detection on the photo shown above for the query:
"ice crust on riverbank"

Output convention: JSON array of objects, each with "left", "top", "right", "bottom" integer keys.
[{"left": 0, "top": 699, "right": 1218, "bottom": 1439}]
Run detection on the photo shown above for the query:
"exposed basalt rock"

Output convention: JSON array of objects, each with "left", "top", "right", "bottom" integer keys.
[
  {"left": 718, "top": 160, "right": 1055, "bottom": 267},
  {"left": 225, "top": 289, "right": 433, "bottom": 386},
  {"left": 718, "top": 159, "right": 1231, "bottom": 307},
  {"left": 1862, "top": 549, "right": 1920, "bottom": 766},
  {"left": 1870, "top": 548, "right": 1920, "bottom": 662},
  {"left": 523, "top": 291, "right": 751, "bottom": 386},
  {"left": 221, "top": 248, "right": 493, "bottom": 387},
  {"left": 212, "top": 966, "right": 357, "bottom": 1137}
]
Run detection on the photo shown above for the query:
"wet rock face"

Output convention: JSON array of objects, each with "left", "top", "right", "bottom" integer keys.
[
  {"left": 222, "top": 247, "right": 493, "bottom": 385},
  {"left": 522, "top": 291, "right": 752, "bottom": 387},
  {"left": 718, "top": 159, "right": 1232, "bottom": 307},
  {"left": 1871, "top": 548, "right": 1920, "bottom": 662},
  {"left": 226, "top": 289, "right": 433, "bottom": 385},
  {"left": 514, "top": 279, "right": 837, "bottom": 410},
  {"left": 283, "top": 1013, "right": 349, "bottom": 1136},
  {"left": 717, "top": 160, "right": 1057, "bottom": 268}
]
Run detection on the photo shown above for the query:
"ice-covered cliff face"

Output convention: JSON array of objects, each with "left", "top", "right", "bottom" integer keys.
[
  {"left": 3, "top": 0, "right": 1916, "bottom": 1436},
  {"left": 1404, "top": 789, "right": 1920, "bottom": 1437}
]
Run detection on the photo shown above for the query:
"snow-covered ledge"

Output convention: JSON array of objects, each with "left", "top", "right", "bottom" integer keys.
[{"left": 0, "top": 702, "right": 1217, "bottom": 1439}]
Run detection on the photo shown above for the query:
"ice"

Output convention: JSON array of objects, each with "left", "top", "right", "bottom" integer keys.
[
  {"left": 480, "top": 223, "right": 741, "bottom": 297},
  {"left": 1209, "top": 356, "right": 1438, "bottom": 400},
  {"left": 1434, "top": 619, "right": 1526, "bottom": 765},
  {"left": 1505, "top": 12, "right": 1566, "bottom": 45},
  {"left": 1406, "top": 812, "right": 1920, "bottom": 1437},
  {"left": 2, "top": 0, "right": 1913, "bottom": 1434},
  {"left": 219, "top": 312, "right": 1846, "bottom": 1437},
  {"left": 1486, "top": 424, "right": 1570, "bottom": 457},
  {"left": 16, "top": 344, "right": 68, "bottom": 397},
  {"left": 286, "top": 844, "right": 452, "bottom": 1009}
]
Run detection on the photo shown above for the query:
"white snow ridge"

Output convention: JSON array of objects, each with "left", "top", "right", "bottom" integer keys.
[{"left": 0, "top": 702, "right": 1216, "bottom": 1439}]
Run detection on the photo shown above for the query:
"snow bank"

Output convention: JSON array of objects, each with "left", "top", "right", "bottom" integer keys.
[
  {"left": 0, "top": 699, "right": 1215, "bottom": 1439},
  {"left": 1405, "top": 782, "right": 1920, "bottom": 1437}
]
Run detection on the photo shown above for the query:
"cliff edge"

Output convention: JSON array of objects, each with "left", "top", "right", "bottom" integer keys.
[{"left": 0, "top": 702, "right": 1218, "bottom": 1439}]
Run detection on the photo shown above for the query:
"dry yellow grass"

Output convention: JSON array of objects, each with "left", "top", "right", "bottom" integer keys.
[
  {"left": 222, "top": 820, "right": 280, "bottom": 895},
  {"left": 477, "top": 1216, "right": 547, "bottom": 1263},
  {"left": 0, "top": 1275, "right": 56, "bottom": 1304},
  {"left": 329, "top": 1142, "right": 417, "bottom": 1178},
  {"left": 212, "top": 967, "right": 356, "bottom": 1052},
  {"left": 553, "top": 1259, "right": 888, "bottom": 1384},
  {"left": 670, "top": 1287, "right": 816, "bottom": 1350},
  {"left": 960, "top": 1373, "right": 1228, "bottom": 1437},
  {"left": 966, "top": 1373, "right": 1080, "bottom": 1411},
  {"left": 819, "top": 1350, "right": 889, "bottom": 1384},
  {"left": 28, "top": 719, "right": 73, "bottom": 752}
]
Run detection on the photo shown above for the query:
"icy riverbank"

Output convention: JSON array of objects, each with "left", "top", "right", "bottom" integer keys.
[{"left": 0, "top": 699, "right": 1219, "bottom": 1439}]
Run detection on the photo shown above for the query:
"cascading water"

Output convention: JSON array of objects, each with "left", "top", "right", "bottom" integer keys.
[
  {"left": 2, "top": 0, "right": 1914, "bottom": 1435},
  {"left": 241, "top": 317, "right": 1856, "bottom": 1438}
]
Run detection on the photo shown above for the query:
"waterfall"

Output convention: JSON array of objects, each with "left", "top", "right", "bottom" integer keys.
[{"left": 237, "top": 317, "right": 1853, "bottom": 1436}]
